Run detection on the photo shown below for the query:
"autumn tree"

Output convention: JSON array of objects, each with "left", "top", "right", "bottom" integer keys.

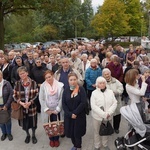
[
  {"left": 121, "top": 0, "right": 143, "bottom": 35},
  {"left": 91, "top": 0, "right": 130, "bottom": 37}
]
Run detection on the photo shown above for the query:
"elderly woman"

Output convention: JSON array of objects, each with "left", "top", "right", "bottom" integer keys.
[
  {"left": 0, "top": 71, "right": 13, "bottom": 141},
  {"left": 85, "top": 58, "right": 102, "bottom": 107},
  {"left": 13, "top": 66, "right": 38, "bottom": 144},
  {"left": 91, "top": 77, "right": 117, "bottom": 150},
  {"left": 39, "top": 70, "right": 64, "bottom": 148},
  {"left": 102, "top": 68, "right": 123, "bottom": 134},
  {"left": 106, "top": 55, "right": 123, "bottom": 83}
]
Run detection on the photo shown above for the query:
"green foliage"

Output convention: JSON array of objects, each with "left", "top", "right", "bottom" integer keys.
[
  {"left": 121, "top": 0, "right": 143, "bottom": 35},
  {"left": 33, "top": 25, "right": 58, "bottom": 41},
  {"left": 91, "top": 0, "right": 131, "bottom": 37}
]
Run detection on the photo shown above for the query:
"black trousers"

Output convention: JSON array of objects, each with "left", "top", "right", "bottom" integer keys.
[
  {"left": 87, "top": 90, "right": 94, "bottom": 103},
  {"left": 113, "top": 114, "right": 121, "bottom": 130},
  {"left": 34, "top": 96, "right": 41, "bottom": 113},
  {"left": 71, "top": 136, "right": 82, "bottom": 148}
]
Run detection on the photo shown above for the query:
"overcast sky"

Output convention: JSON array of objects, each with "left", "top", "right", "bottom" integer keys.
[
  {"left": 91, "top": 0, "right": 144, "bottom": 13},
  {"left": 92, "top": 0, "right": 104, "bottom": 7},
  {"left": 92, "top": 0, "right": 104, "bottom": 13}
]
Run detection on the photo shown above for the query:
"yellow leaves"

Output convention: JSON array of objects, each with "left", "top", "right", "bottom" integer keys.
[{"left": 91, "top": 0, "right": 131, "bottom": 36}]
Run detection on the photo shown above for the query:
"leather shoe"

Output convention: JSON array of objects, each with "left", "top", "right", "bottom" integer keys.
[
  {"left": 7, "top": 134, "right": 13, "bottom": 141},
  {"left": 115, "top": 129, "right": 119, "bottom": 134},
  {"left": 25, "top": 136, "right": 30, "bottom": 143},
  {"left": 54, "top": 140, "right": 60, "bottom": 147},
  {"left": 1, "top": 134, "right": 7, "bottom": 141},
  {"left": 49, "top": 141, "right": 54, "bottom": 147},
  {"left": 32, "top": 136, "right": 37, "bottom": 144}
]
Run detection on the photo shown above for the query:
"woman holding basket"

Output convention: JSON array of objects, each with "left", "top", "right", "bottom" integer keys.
[{"left": 39, "top": 70, "right": 64, "bottom": 148}]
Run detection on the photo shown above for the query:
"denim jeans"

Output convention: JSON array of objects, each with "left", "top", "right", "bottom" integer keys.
[{"left": 0, "top": 119, "right": 12, "bottom": 134}]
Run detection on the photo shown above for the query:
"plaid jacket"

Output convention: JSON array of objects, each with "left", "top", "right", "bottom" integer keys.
[{"left": 13, "top": 78, "right": 38, "bottom": 117}]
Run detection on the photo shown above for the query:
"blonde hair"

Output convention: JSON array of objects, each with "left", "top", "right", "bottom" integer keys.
[{"left": 125, "top": 69, "right": 139, "bottom": 86}]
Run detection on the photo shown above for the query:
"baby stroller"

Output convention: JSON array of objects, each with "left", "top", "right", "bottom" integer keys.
[{"left": 116, "top": 102, "right": 150, "bottom": 150}]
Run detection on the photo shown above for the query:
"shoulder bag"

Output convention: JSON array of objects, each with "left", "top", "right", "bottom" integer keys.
[
  {"left": 11, "top": 101, "right": 23, "bottom": 120},
  {"left": 11, "top": 83, "right": 23, "bottom": 120},
  {"left": 43, "top": 115, "right": 64, "bottom": 138},
  {"left": 0, "top": 109, "right": 10, "bottom": 124},
  {"left": 99, "top": 96, "right": 114, "bottom": 136},
  {"left": 99, "top": 120, "right": 114, "bottom": 136}
]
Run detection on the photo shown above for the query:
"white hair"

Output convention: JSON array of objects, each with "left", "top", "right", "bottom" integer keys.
[
  {"left": 71, "top": 51, "right": 76, "bottom": 55},
  {"left": 90, "top": 58, "right": 97, "bottom": 63},
  {"left": 81, "top": 53, "right": 88, "bottom": 58},
  {"left": 102, "top": 68, "right": 111, "bottom": 76},
  {"left": 96, "top": 76, "right": 106, "bottom": 87}
]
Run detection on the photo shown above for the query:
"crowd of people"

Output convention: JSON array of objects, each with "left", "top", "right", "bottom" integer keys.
[{"left": 0, "top": 40, "right": 150, "bottom": 150}]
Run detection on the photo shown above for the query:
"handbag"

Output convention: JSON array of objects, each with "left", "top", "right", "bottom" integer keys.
[
  {"left": 11, "top": 101, "right": 23, "bottom": 120},
  {"left": 99, "top": 120, "right": 114, "bottom": 136},
  {"left": 43, "top": 115, "right": 64, "bottom": 138},
  {"left": 0, "top": 109, "right": 10, "bottom": 124}
]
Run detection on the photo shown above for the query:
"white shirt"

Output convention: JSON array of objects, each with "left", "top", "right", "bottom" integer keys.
[{"left": 126, "top": 81, "right": 147, "bottom": 104}]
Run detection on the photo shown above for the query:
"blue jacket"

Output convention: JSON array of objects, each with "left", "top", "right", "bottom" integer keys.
[{"left": 85, "top": 67, "right": 102, "bottom": 90}]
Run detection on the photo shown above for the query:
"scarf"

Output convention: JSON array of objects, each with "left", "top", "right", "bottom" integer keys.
[
  {"left": 44, "top": 79, "right": 58, "bottom": 96},
  {"left": 71, "top": 85, "right": 79, "bottom": 98}
]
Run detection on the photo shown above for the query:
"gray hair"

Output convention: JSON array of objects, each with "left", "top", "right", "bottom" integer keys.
[
  {"left": 81, "top": 53, "right": 88, "bottom": 58},
  {"left": 102, "top": 68, "right": 111, "bottom": 76},
  {"left": 71, "top": 51, "right": 76, "bottom": 56},
  {"left": 0, "top": 50, "right": 4, "bottom": 54},
  {"left": 96, "top": 76, "right": 107, "bottom": 87},
  {"left": 90, "top": 58, "right": 97, "bottom": 64}
]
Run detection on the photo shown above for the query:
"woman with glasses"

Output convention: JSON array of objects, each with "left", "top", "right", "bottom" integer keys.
[{"left": 13, "top": 66, "right": 38, "bottom": 144}]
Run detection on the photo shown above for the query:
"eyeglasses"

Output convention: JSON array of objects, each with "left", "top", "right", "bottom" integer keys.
[{"left": 36, "top": 61, "right": 41, "bottom": 63}]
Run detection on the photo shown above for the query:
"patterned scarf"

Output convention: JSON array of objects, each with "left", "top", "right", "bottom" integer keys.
[
  {"left": 44, "top": 79, "right": 58, "bottom": 96},
  {"left": 71, "top": 85, "right": 79, "bottom": 98}
]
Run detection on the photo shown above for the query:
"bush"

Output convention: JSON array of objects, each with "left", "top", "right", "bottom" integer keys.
[{"left": 104, "top": 42, "right": 141, "bottom": 48}]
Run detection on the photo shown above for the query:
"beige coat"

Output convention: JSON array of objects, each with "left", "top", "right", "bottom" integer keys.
[
  {"left": 106, "top": 77, "right": 123, "bottom": 116},
  {"left": 54, "top": 67, "right": 84, "bottom": 86}
]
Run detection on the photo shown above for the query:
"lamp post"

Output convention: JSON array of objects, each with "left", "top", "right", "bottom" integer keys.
[
  {"left": 141, "top": 16, "right": 144, "bottom": 38},
  {"left": 148, "top": 10, "right": 150, "bottom": 38},
  {"left": 74, "top": 13, "right": 84, "bottom": 38}
]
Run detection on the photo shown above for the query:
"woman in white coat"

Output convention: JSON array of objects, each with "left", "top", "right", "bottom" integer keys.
[
  {"left": 39, "top": 70, "right": 64, "bottom": 148},
  {"left": 91, "top": 77, "right": 117, "bottom": 150},
  {"left": 102, "top": 68, "right": 123, "bottom": 134},
  {"left": 124, "top": 69, "right": 147, "bottom": 104}
]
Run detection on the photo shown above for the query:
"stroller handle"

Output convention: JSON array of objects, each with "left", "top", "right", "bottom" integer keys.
[{"left": 124, "top": 130, "right": 147, "bottom": 147}]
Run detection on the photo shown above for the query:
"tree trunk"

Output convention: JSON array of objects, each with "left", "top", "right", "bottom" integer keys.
[{"left": 0, "top": 2, "right": 4, "bottom": 51}]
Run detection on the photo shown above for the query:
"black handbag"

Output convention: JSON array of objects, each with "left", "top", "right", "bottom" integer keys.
[
  {"left": 0, "top": 110, "right": 10, "bottom": 124},
  {"left": 99, "top": 120, "right": 114, "bottom": 136}
]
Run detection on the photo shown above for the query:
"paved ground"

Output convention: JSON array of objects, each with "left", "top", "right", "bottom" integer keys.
[{"left": 0, "top": 103, "right": 128, "bottom": 150}]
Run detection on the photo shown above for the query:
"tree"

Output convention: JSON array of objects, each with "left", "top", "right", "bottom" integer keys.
[
  {"left": 81, "top": 0, "right": 94, "bottom": 37},
  {"left": 140, "top": 0, "right": 150, "bottom": 36},
  {"left": 91, "top": 0, "right": 130, "bottom": 38},
  {"left": 121, "top": 0, "right": 143, "bottom": 36},
  {"left": 0, "top": 0, "right": 74, "bottom": 50}
]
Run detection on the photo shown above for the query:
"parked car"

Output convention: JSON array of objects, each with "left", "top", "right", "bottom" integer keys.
[
  {"left": 75, "top": 37, "right": 90, "bottom": 43},
  {"left": 4, "top": 43, "right": 23, "bottom": 53},
  {"left": 32, "top": 42, "right": 43, "bottom": 48},
  {"left": 43, "top": 41, "right": 57, "bottom": 48},
  {"left": 20, "top": 43, "right": 32, "bottom": 48}
]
